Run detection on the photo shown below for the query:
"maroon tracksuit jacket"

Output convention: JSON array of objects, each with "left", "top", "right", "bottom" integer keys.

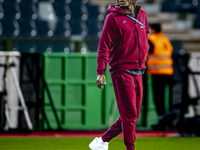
[
  {"left": 96, "top": 4, "right": 149, "bottom": 150},
  {"left": 97, "top": 4, "right": 149, "bottom": 75}
]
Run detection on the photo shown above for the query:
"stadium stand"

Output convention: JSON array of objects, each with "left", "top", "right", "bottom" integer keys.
[{"left": 0, "top": 0, "right": 199, "bottom": 51}]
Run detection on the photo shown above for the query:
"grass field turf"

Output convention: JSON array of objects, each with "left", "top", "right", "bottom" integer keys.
[{"left": 0, "top": 137, "right": 200, "bottom": 150}]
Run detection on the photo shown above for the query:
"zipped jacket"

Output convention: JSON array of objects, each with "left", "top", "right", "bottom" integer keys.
[
  {"left": 97, "top": 4, "right": 149, "bottom": 75},
  {"left": 147, "top": 32, "right": 173, "bottom": 75}
]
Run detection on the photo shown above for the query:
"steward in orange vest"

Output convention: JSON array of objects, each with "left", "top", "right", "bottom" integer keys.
[{"left": 147, "top": 24, "right": 174, "bottom": 131}]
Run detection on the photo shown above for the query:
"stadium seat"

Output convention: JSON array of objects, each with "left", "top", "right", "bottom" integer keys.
[
  {"left": 69, "top": 19, "right": 88, "bottom": 36},
  {"left": 19, "top": 1, "right": 38, "bottom": 20},
  {"left": 35, "top": 18, "right": 53, "bottom": 37},
  {"left": 86, "top": 19, "right": 103, "bottom": 37},
  {"left": 2, "top": 0, "right": 22, "bottom": 19},
  {"left": 18, "top": 18, "right": 37, "bottom": 37},
  {"left": 37, "top": 1, "right": 57, "bottom": 36},
  {"left": 1, "top": 17, "right": 20, "bottom": 37},
  {"left": 54, "top": 19, "right": 71, "bottom": 37},
  {"left": 69, "top": 3, "right": 88, "bottom": 21},
  {"left": 86, "top": 3, "right": 104, "bottom": 21},
  {"left": 53, "top": 2, "right": 71, "bottom": 20}
]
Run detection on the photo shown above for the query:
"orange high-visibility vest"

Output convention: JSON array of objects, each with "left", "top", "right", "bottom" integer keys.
[{"left": 147, "top": 33, "right": 173, "bottom": 75}]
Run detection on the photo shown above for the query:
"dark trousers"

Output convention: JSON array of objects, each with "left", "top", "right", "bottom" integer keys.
[
  {"left": 102, "top": 71, "right": 143, "bottom": 150},
  {"left": 152, "top": 75, "right": 172, "bottom": 117}
]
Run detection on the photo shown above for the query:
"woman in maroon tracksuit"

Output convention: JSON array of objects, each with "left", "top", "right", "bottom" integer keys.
[{"left": 89, "top": 0, "right": 149, "bottom": 150}]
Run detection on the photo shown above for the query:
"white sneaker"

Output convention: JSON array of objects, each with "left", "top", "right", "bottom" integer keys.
[{"left": 89, "top": 137, "right": 109, "bottom": 150}]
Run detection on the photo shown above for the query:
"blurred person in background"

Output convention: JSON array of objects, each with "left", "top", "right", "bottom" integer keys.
[
  {"left": 147, "top": 23, "right": 174, "bottom": 130},
  {"left": 89, "top": 0, "right": 149, "bottom": 150}
]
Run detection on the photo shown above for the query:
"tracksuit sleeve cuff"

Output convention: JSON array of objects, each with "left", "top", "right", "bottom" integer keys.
[{"left": 97, "top": 70, "right": 105, "bottom": 75}]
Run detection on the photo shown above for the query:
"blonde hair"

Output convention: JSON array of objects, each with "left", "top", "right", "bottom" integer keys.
[{"left": 117, "top": 0, "right": 138, "bottom": 6}]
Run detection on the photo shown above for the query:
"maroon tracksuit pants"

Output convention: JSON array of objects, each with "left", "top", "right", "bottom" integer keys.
[{"left": 102, "top": 71, "right": 143, "bottom": 150}]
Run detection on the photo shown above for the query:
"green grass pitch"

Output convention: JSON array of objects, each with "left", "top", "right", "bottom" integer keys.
[{"left": 0, "top": 137, "right": 200, "bottom": 150}]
